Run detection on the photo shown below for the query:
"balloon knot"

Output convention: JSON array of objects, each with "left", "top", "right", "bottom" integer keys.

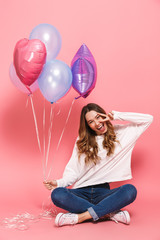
[{"left": 75, "top": 95, "right": 81, "bottom": 100}]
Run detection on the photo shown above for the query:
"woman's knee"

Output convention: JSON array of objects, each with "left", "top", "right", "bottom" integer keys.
[
  {"left": 122, "top": 184, "right": 137, "bottom": 203},
  {"left": 51, "top": 187, "right": 66, "bottom": 205}
]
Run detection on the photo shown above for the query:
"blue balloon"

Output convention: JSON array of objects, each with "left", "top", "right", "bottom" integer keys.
[
  {"left": 29, "top": 23, "right": 62, "bottom": 61},
  {"left": 38, "top": 60, "right": 72, "bottom": 103}
]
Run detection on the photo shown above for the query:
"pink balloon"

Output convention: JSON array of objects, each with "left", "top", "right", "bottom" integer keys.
[
  {"left": 9, "top": 63, "right": 39, "bottom": 94},
  {"left": 13, "top": 38, "right": 46, "bottom": 86}
]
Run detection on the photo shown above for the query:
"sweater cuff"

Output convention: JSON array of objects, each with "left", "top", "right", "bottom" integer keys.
[
  {"left": 112, "top": 110, "right": 120, "bottom": 120},
  {"left": 56, "top": 179, "right": 65, "bottom": 188}
]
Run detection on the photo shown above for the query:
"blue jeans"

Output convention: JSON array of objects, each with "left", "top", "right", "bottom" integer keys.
[{"left": 51, "top": 183, "right": 137, "bottom": 221}]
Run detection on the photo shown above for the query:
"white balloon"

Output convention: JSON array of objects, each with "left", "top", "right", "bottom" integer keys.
[
  {"left": 38, "top": 60, "right": 72, "bottom": 103},
  {"left": 29, "top": 24, "right": 62, "bottom": 61}
]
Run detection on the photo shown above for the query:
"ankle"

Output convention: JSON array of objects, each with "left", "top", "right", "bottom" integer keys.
[{"left": 78, "top": 211, "right": 92, "bottom": 223}]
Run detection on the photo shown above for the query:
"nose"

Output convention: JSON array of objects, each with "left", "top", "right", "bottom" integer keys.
[{"left": 95, "top": 119, "right": 100, "bottom": 126}]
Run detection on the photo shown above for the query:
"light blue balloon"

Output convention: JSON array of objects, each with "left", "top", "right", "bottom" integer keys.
[
  {"left": 38, "top": 60, "right": 72, "bottom": 103},
  {"left": 29, "top": 23, "right": 62, "bottom": 61}
]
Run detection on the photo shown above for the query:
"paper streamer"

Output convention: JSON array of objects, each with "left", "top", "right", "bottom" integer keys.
[
  {"left": 0, "top": 209, "right": 57, "bottom": 231},
  {"left": 0, "top": 197, "right": 57, "bottom": 231}
]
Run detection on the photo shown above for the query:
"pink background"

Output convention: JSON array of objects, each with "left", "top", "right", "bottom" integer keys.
[{"left": 0, "top": 0, "right": 159, "bottom": 239}]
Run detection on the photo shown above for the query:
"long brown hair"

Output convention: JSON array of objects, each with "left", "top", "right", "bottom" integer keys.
[{"left": 76, "top": 103, "right": 119, "bottom": 165}]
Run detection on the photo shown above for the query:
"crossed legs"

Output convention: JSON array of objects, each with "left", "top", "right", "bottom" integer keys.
[{"left": 51, "top": 184, "right": 137, "bottom": 223}]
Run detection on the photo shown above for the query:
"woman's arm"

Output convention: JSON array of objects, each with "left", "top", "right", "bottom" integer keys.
[
  {"left": 112, "top": 110, "right": 153, "bottom": 137},
  {"left": 56, "top": 141, "right": 80, "bottom": 187},
  {"left": 99, "top": 110, "right": 153, "bottom": 139}
]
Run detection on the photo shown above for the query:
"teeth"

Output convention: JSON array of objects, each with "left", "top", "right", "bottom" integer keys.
[{"left": 97, "top": 124, "right": 103, "bottom": 130}]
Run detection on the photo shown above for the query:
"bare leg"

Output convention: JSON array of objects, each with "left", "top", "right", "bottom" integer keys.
[{"left": 78, "top": 211, "right": 92, "bottom": 223}]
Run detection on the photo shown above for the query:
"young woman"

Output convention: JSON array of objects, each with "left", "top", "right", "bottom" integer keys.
[{"left": 44, "top": 103, "right": 153, "bottom": 227}]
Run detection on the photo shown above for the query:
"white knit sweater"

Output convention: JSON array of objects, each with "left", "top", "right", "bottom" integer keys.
[{"left": 56, "top": 111, "right": 153, "bottom": 189}]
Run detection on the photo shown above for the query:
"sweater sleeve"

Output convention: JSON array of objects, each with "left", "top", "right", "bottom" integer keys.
[
  {"left": 56, "top": 139, "right": 81, "bottom": 188},
  {"left": 112, "top": 110, "right": 153, "bottom": 138}
]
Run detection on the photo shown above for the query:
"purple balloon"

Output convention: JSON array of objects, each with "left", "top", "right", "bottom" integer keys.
[
  {"left": 72, "top": 58, "right": 94, "bottom": 97},
  {"left": 9, "top": 63, "right": 39, "bottom": 94},
  {"left": 71, "top": 44, "right": 97, "bottom": 98}
]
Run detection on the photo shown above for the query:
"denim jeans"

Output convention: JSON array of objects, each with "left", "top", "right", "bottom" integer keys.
[{"left": 51, "top": 183, "right": 137, "bottom": 221}]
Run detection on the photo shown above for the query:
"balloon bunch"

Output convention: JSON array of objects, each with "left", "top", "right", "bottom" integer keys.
[
  {"left": 7, "top": 25, "right": 98, "bottom": 230},
  {"left": 11, "top": 23, "right": 72, "bottom": 102},
  {"left": 10, "top": 23, "right": 97, "bottom": 179}
]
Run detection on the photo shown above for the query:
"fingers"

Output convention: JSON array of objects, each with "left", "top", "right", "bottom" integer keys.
[
  {"left": 43, "top": 182, "right": 54, "bottom": 191},
  {"left": 43, "top": 182, "right": 50, "bottom": 187},
  {"left": 43, "top": 180, "right": 53, "bottom": 185},
  {"left": 108, "top": 112, "right": 114, "bottom": 120},
  {"left": 100, "top": 117, "right": 110, "bottom": 122},
  {"left": 43, "top": 180, "right": 51, "bottom": 185},
  {"left": 45, "top": 185, "right": 52, "bottom": 190},
  {"left": 43, "top": 180, "right": 57, "bottom": 191},
  {"left": 98, "top": 113, "right": 107, "bottom": 117},
  {"left": 108, "top": 111, "right": 113, "bottom": 116},
  {"left": 98, "top": 112, "right": 114, "bottom": 121},
  {"left": 98, "top": 113, "right": 110, "bottom": 122},
  {"left": 98, "top": 113, "right": 109, "bottom": 120}
]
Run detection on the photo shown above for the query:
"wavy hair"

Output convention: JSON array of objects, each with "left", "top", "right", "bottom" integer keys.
[{"left": 76, "top": 103, "right": 119, "bottom": 165}]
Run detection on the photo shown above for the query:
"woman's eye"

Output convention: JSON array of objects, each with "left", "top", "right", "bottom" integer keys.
[{"left": 97, "top": 115, "right": 100, "bottom": 119}]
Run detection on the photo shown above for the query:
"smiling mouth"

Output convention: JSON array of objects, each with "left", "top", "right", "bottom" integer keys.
[{"left": 97, "top": 123, "right": 104, "bottom": 130}]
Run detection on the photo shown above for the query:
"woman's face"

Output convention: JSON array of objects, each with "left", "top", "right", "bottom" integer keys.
[{"left": 85, "top": 110, "right": 108, "bottom": 135}]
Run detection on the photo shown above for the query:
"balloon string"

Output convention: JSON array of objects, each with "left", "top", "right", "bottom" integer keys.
[
  {"left": 26, "top": 97, "right": 29, "bottom": 108},
  {"left": 25, "top": 85, "right": 32, "bottom": 95},
  {"left": 57, "top": 98, "right": 75, "bottom": 151},
  {"left": 55, "top": 101, "right": 61, "bottom": 116},
  {"left": 45, "top": 104, "right": 54, "bottom": 176},
  {"left": 43, "top": 98, "right": 46, "bottom": 180},
  {"left": 47, "top": 98, "right": 75, "bottom": 179},
  {"left": 30, "top": 95, "right": 42, "bottom": 154}
]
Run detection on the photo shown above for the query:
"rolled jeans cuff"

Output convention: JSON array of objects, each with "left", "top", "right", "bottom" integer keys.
[{"left": 88, "top": 207, "right": 99, "bottom": 221}]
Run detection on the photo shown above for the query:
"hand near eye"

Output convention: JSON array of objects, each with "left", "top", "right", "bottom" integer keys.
[{"left": 98, "top": 112, "right": 114, "bottom": 122}]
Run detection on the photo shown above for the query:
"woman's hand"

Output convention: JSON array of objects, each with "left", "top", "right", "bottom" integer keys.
[
  {"left": 98, "top": 112, "right": 114, "bottom": 122},
  {"left": 43, "top": 180, "right": 57, "bottom": 191}
]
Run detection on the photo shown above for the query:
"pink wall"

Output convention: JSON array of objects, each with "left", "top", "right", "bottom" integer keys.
[{"left": 0, "top": 0, "right": 159, "bottom": 239}]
